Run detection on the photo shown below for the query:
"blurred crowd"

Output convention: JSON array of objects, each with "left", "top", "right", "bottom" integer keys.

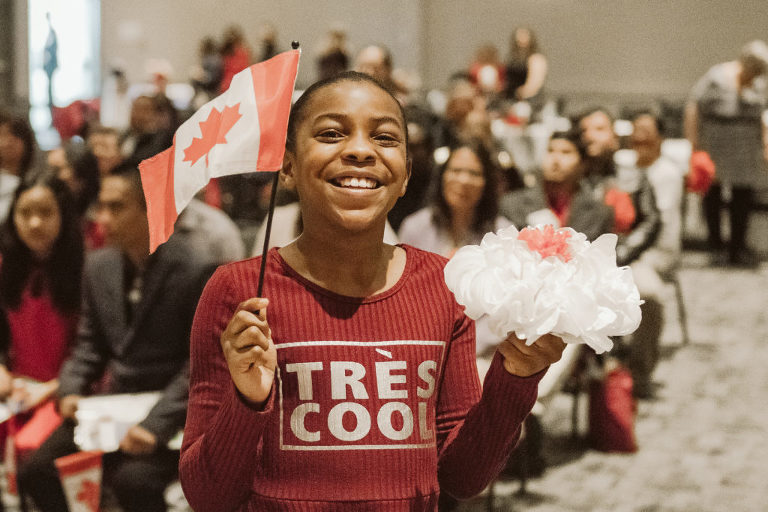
[{"left": 1, "top": 21, "right": 768, "bottom": 511}]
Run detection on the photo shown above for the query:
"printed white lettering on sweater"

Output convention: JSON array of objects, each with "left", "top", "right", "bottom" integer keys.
[{"left": 277, "top": 340, "right": 446, "bottom": 451}]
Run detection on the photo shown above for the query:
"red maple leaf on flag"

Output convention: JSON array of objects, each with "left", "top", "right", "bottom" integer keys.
[
  {"left": 76, "top": 479, "right": 101, "bottom": 512},
  {"left": 183, "top": 103, "right": 243, "bottom": 166}
]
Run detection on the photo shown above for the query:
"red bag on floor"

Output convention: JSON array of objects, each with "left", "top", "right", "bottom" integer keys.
[{"left": 587, "top": 365, "right": 638, "bottom": 453}]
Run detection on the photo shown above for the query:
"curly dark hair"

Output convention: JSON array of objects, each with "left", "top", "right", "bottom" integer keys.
[
  {"left": 0, "top": 171, "right": 84, "bottom": 313},
  {"left": 432, "top": 140, "right": 500, "bottom": 234}
]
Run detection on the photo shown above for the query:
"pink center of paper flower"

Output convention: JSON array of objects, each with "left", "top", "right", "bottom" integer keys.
[{"left": 518, "top": 225, "right": 573, "bottom": 262}]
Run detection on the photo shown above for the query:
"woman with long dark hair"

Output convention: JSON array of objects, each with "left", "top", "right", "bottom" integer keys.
[
  {"left": 47, "top": 141, "right": 104, "bottom": 249},
  {"left": 398, "top": 140, "right": 509, "bottom": 258},
  {"left": 0, "top": 114, "right": 37, "bottom": 179},
  {"left": 0, "top": 171, "right": 84, "bottom": 392},
  {"left": 0, "top": 114, "right": 38, "bottom": 224}
]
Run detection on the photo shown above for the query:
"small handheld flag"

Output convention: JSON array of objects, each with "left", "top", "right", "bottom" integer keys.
[{"left": 139, "top": 48, "right": 301, "bottom": 252}]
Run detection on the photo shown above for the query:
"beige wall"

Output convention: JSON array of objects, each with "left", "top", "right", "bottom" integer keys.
[
  {"left": 12, "top": 0, "right": 28, "bottom": 102},
  {"left": 99, "top": 0, "right": 423, "bottom": 89},
  {"left": 11, "top": 1, "right": 768, "bottom": 105},
  {"left": 423, "top": 0, "right": 768, "bottom": 98}
]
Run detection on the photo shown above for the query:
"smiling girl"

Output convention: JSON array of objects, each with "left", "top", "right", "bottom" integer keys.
[{"left": 180, "top": 72, "right": 565, "bottom": 511}]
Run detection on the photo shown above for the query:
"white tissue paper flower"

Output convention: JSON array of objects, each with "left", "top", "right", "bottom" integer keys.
[{"left": 444, "top": 224, "right": 642, "bottom": 353}]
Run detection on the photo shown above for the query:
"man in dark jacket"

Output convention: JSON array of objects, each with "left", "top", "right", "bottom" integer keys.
[
  {"left": 19, "top": 164, "right": 215, "bottom": 512},
  {"left": 579, "top": 108, "right": 664, "bottom": 398},
  {"left": 500, "top": 129, "right": 615, "bottom": 240}
]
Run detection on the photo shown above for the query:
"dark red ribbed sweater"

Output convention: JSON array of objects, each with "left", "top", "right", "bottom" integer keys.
[{"left": 180, "top": 245, "right": 543, "bottom": 511}]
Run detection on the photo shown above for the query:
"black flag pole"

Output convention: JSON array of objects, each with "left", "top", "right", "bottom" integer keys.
[
  {"left": 255, "top": 169, "right": 280, "bottom": 299},
  {"left": 255, "top": 40, "right": 300, "bottom": 301}
]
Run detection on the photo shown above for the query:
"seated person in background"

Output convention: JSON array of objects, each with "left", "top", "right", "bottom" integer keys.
[
  {"left": 0, "top": 174, "right": 83, "bottom": 499},
  {"left": 119, "top": 95, "right": 173, "bottom": 168},
  {"left": 47, "top": 142, "right": 100, "bottom": 219},
  {"left": 578, "top": 107, "right": 660, "bottom": 265},
  {"left": 0, "top": 113, "right": 37, "bottom": 180},
  {"left": 579, "top": 108, "right": 663, "bottom": 398},
  {"left": 18, "top": 164, "right": 215, "bottom": 512},
  {"left": 399, "top": 141, "right": 510, "bottom": 258},
  {"left": 354, "top": 44, "right": 402, "bottom": 100},
  {"left": 577, "top": 107, "right": 636, "bottom": 234},
  {"left": 618, "top": 111, "right": 685, "bottom": 278},
  {"left": 434, "top": 79, "right": 495, "bottom": 151},
  {"left": 316, "top": 28, "right": 350, "bottom": 81},
  {"left": 86, "top": 125, "right": 123, "bottom": 177},
  {"left": 0, "top": 113, "right": 38, "bottom": 224},
  {"left": 0, "top": 172, "right": 83, "bottom": 394},
  {"left": 504, "top": 27, "right": 548, "bottom": 107},
  {"left": 500, "top": 129, "right": 615, "bottom": 241},
  {"left": 47, "top": 141, "right": 105, "bottom": 250},
  {"left": 468, "top": 43, "right": 506, "bottom": 96}
]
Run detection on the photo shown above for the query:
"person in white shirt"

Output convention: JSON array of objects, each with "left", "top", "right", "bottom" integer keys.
[
  {"left": 614, "top": 111, "right": 685, "bottom": 398},
  {"left": 622, "top": 112, "right": 685, "bottom": 278}
]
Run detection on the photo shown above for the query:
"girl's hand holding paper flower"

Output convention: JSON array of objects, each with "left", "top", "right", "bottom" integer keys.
[{"left": 497, "top": 332, "right": 566, "bottom": 377}]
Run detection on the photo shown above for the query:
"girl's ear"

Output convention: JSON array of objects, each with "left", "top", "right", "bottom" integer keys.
[
  {"left": 399, "top": 157, "right": 412, "bottom": 198},
  {"left": 280, "top": 152, "right": 297, "bottom": 191}
]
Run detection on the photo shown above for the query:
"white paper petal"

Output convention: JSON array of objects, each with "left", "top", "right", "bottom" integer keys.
[{"left": 444, "top": 225, "right": 643, "bottom": 354}]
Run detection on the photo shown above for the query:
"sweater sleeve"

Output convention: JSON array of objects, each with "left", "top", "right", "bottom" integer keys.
[
  {"left": 179, "top": 264, "right": 275, "bottom": 512},
  {"left": 58, "top": 268, "right": 110, "bottom": 397},
  {"left": 436, "top": 312, "right": 543, "bottom": 500},
  {"left": 616, "top": 179, "right": 661, "bottom": 266}
]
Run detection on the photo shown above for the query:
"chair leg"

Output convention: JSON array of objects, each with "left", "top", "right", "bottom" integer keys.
[
  {"left": 486, "top": 480, "right": 495, "bottom": 511},
  {"left": 570, "top": 389, "right": 580, "bottom": 439},
  {"left": 18, "top": 484, "right": 29, "bottom": 512},
  {"left": 672, "top": 273, "right": 691, "bottom": 345}
]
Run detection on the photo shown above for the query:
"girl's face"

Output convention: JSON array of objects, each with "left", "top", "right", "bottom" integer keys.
[
  {"left": 282, "top": 80, "right": 409, "bottom": 235},
  {"left": 542, "top": 138, "right": 582, "bottom": 184},
  {"left": 13, "top": 185, "right": 62, "bottom": 259},
  {"left": 442, "top": 147, "right": 486, "bottom": 214}
]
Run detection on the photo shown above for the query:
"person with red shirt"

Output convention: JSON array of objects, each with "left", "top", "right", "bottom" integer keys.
[
  {"left": 219, "top": 25, "right": 251, "bottom": 94},
  {"left": 180, "top": 71, "right": 566, "bottom": 511},
  {"left": 0, "top": 173, "right": 83, "bottom": 497},
  {"left": 0, "top": 172, "right": 82, "bottom": 392}
]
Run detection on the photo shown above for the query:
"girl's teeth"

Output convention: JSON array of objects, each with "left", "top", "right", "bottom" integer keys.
[{"left": 336, "top": 177, "right": 376, "bottom": 188}]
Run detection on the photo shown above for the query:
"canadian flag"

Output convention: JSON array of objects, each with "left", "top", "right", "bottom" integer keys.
[
  {"left": 139, "top": 49, "right": 300, "bottom": 252},
  {"left": 54, "top": 451, "right": 103, "bottom": 512}
]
